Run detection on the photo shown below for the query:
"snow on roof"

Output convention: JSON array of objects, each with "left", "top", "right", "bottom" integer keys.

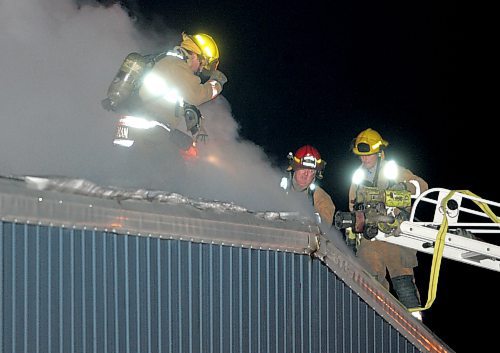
[{"left": 0, "top": 175, "right": 320, "bottom": 254}]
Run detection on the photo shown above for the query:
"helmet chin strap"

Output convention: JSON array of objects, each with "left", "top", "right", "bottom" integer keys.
[
  {"left": 372, "top": 150, "right": 385, "bottom": 187},
  {"left": 176, "top": 47, "right": 204, "bottom": 73}
]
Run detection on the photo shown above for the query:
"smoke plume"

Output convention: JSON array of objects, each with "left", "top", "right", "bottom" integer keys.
[{"left": 0, "top": 0, "right": 313, "bottom": 214}]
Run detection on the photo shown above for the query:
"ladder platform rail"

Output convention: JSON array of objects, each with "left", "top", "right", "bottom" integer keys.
[{"left": 409, "top": 188, "right": 500, "bottom": 230}]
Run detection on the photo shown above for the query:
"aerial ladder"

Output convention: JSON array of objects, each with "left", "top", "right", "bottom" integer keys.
[
  {"left": 380, "top": 187, "right": 499, "bottom": 272},
  {"left": 334, "top": 185, "right": 500, "bottom": 309},
  {"left": 336, "top": 185, "right": 500, "bottom": 272}
]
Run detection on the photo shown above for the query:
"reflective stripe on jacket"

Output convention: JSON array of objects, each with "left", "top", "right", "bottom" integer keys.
[{"left": 138, "top": 56, "right": 222, "bottom": 128}]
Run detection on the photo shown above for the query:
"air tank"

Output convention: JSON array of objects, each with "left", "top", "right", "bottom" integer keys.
[{"left": 106, "top": 52, "right": 147, "bottom": 110}]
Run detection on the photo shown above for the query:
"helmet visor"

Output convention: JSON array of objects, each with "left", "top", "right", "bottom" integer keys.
[{"left": 356, "top": 142, "right": 372, "bottom": 153}]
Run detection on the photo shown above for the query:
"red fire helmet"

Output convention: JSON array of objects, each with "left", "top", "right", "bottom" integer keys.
[{"left": 289, "top": 145, "right": 325, "bottom": 172}]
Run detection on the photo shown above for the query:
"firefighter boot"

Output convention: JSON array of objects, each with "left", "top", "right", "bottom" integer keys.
[{"left": 392, "top": 275, "right": 421, "bottom": 309}]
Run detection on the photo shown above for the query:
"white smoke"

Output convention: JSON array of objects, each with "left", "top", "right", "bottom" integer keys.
[{"left": 0, "top": 0, "right": 314, "bottom": 213}]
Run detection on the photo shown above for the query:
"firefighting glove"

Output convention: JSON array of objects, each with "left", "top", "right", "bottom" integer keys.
[
  {"left": 210, "top": 70, "right": 228, "bottom": 86},
  {"left": 195, "top": 126, "right": 208, "bottom": 144}
]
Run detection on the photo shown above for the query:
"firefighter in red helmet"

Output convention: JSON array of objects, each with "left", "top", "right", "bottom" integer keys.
[{"left": 281, "top": 145, "right": 336, "bottom": 227}]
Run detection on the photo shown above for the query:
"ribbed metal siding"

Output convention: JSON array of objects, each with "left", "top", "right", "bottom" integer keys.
[{"left": 0, "top": 221, "right": 419, "bottom": 353}]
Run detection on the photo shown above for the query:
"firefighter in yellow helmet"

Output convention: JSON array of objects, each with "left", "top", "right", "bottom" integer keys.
[
  {"left": 281, "top": 145, "right": 336, "bottom": 228},
  {"left": 348, "top": 128, "right": 428, "bottom": 318},
  {"left": 136, "top": 32, "right": 227, "bottom": 140}
]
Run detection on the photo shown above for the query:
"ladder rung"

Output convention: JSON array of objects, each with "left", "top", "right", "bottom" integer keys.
[{"left": 461, "top": 251, "right": 488, "bottom": 261}]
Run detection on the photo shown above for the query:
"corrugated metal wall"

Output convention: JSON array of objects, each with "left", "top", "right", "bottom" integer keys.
[{"left": 1, "top": 221, "right": 419, "bottom": 353}]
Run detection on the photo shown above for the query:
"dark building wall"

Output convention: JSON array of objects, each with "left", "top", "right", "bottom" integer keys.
[{"left": 1, "top": 221, "right": 418, "bottom": 353}]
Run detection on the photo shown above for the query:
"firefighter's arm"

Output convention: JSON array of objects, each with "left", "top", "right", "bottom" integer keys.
[
  {"left": 182, "top": 67, "right": 226, "bottom": 105},
  {"left": 314, "top": 188, "right": 335, "bottom": 226},
  {"left": 173, "top": 70, "right": 216, "bottom": 106},
  {"left": 399, "top": 168, "right": 429, "bottom": 195},
  {"left": 348, "top": 183, "right": 357, "bottom": 211},
  {"left": 209, "top": 70, "right": 227, "bottom": 86}
]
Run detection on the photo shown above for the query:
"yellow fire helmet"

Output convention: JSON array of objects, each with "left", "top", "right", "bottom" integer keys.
[
  {"left": 181, "top": 32, "right": 220, "bottom": 70},
  {"left": 352, "top": 128, "right": 389, "bottom": 155}
]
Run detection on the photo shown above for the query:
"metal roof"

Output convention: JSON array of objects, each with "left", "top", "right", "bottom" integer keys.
[{"left": 0, "top": 176, "right": 455, "bottom": 352}]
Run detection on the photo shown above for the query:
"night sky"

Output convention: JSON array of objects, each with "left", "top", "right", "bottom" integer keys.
[
  {"left": 111, "top": 0, "right": 493, "bottom": 201},
  {"left": 89, "top": 1, "right": 500, "bottom": 351}
]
